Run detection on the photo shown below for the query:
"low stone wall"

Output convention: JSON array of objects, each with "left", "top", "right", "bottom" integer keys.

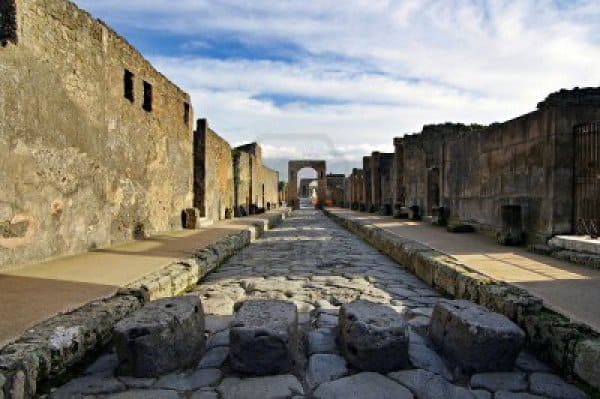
[
  {"left": 324, "top": 209, "right": 600, "bottom": 390},
  {"left": 0, "top": 209, "right": 290, "bottom": 398}
]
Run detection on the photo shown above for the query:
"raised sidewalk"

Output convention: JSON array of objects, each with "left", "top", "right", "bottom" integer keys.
[
  {"left": 325, "top": 207, "right": 600, "bottom": 389},
  {"left": 0, "top": 209, "right": 290, "bottom": 349}
]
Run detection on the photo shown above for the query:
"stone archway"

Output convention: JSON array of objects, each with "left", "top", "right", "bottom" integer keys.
[{"left": 288, "top": 160, "right": 327, "bottom": 210}]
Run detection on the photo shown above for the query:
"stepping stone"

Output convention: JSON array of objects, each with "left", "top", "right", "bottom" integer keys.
[
  {"left": 230, "top": 300, "right": 298, "bottom": 375},
  {"left": 388, "top": 369, "right": 483, "bottom": 399},
  {"left": 529, "top": 372, "right": 588, "bottom": 399},
  {"left": 114, "top": 295, "right": 205, "bottom": 377},
  {"left": 217, "top": 375, "right": 304, "bottom": 399},
  {"left": 470, "top": 372, "right": 528, "bottom": 392},
  {"left": 306, "top": 354, "right": 349, "bottom": 390},
  {"left": 429, "top": 300, "right": 525, "bottom": 373},
  {"left": 313, "top": 372, "right": 413, "bottom": 399},
  {"left": 339, "top": 300, "right": 409, "bottom": 372}
]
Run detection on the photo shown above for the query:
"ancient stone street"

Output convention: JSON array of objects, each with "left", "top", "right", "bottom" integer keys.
[{"left": 49, "top": 210, "right": 586, "bottom": 398}]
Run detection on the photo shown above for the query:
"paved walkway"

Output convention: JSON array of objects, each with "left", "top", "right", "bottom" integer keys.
[
  {"left": 0, "top": 210, "right": 287, "bottom": 349},
  {"left": 51, "top": 210, "right": 585, "bottom": 399},
  {"left": 328, "top": 208, "right": 600, "bottom": 332}
]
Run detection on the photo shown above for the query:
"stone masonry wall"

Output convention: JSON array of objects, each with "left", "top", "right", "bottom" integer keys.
[
  {"left": 234, "top": 143, "right": 279, "bottom": 212},
  {"left": 195, "top": 120, "right": 234, "bottom": 222},
  {"left": 394, "top": 91, "right": 600, "bottom": 241},
  {"left": 0, "top": 0, "right": 193, "bottom": 270}
]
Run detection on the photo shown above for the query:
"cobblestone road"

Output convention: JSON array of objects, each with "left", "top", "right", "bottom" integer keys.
[{"left": 51, "top": 210, "right": 588, "bottom": 399}]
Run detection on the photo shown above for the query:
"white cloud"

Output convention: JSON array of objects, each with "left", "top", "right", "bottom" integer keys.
[{"left": 74, "top": 0, "right": 600, "bottom": 175}]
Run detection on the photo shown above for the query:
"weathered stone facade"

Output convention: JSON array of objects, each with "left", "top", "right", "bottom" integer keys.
[
  {"left": 287, "top": 160, "right": 327, "bottom": 209},
  {"left": 232, "top": 143, "right": 279, "bottom": 216},
  {"left": 326, "top": 174, "right": 346, "bottom": 207},
  {"left": 369, "top": 152, "right": 394, "bottom": 215},
  {"left": 194, "top": 119, "right": 234, "bottom": 222},
  {"left": 348, "top": 88, "right": 600, "bottom": 243},
  {"left": 0, "top": 0, "right": 194, "bottom": 270}
]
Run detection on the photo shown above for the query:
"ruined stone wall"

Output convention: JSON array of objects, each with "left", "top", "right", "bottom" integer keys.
[
  {"left": 443, "top": 93, "right": 600, "bottom": 239},
  {"left": 233, "top": 150, "right": 252, "bottom": 216},
  {"left": 362, "top": 156, "right": 372, "bottom": 211},
  {"left": 0, "top": 0, "right": 193, "bottom": 269},
  {"left": 234, "top": 143, "right": 278, "bottom": 211},
  {"left": 391, "top": 138, "right": 405, "bottom": 210},
  {"left": 326, "top": 174, "right": 346, "bottom": 207},
  {"left": 195, "top": 120, "right": 234, "bottom": 221},
  {"left": 379, "top": 153, "right": 395, "bottom": 211},
  {"left": 398, "top": 89, "right": 600, "bottom": 240},
  {"left": 261, "top": 165, "right": 279, "bottom": 210}
]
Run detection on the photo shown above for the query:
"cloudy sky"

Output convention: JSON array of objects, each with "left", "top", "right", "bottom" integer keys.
[{"left": 75, "top": 0, "right": 599, "bottom": 178}]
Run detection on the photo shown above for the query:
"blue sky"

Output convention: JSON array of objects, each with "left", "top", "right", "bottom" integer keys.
[{"left": 74, "top": 0, "right": 600, "bottom": 176}]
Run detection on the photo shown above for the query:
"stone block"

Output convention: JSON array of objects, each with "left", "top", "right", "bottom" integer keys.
[
  {"left": 389, "top": 369, "right": 484, "bottom": 399},
  {"left": 573, "top": 338, "right": 600, "bottom": 389},
  {"left": 114, "top": 296, "right": 205, "bottom": 377},
  {"left": 429, "top": 300, "right": 525, "bottom": 373},
  {"left": 529, "top": 372, "right": 587, "bottom": 399},
  {"left": 217, "top": 375, "right": 304, "bottom": 399},
  {"left": 229, "top": 300, "right": 298, "bottom": 375},
  {"left": 339, "top": 300, "right": 409, "bottom": 373}
]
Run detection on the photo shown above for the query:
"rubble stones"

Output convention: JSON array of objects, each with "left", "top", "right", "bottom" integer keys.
[
  {"left": 313, "top": 372, "right": 414, "bottom": 399},
  {"left": 339, "top": 300, "right": 409, "bottom": 372},
  {"left": 429, "top": 300, "right": 525, "bottom": 372},
  {"left": 229, "top": 300, "right": 298, "bottom": 375},
  {"left": 114, "top": 296, "right": 205, "bottom": 377}
]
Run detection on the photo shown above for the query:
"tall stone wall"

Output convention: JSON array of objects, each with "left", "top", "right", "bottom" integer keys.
[
  {"left": 195, "top": 119, "right": 234, "bottom": 222},
  {"left": 394, "top": 89, "right": 600, "bottom": 241},
  {"left": 233, "top": 143, "right": 279, "bottom": 213},
  {"left": 326, "top": 174, "right": 346, "bottom": 207},
  {"left": 362, "top": 156, "right": 372, "bottom": 211},
  {"left": 0, "top": 0, "right": 193, "bottom": 270}
]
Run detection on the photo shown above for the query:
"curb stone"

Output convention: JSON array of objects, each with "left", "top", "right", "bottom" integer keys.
[
  {"left": 0, "top": 209, "right": 290, "bottom": 398},
  {"left": 324, "top": 208, "right": 600, "bottom": 391}
]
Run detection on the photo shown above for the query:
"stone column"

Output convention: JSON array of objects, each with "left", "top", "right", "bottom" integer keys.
[
  {"left": 362, "top": 156, "right": 372, "bottom": 212},
  {"left": 370, "top": 152, "right": 382, "bottom": 213}
]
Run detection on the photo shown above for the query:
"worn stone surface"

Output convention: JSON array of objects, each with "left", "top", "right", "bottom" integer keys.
[
  {"left": 114, "top": 296, "right": 205, "bottom": 377},
  {"left": 314, "top": 372, "right": 413, "bottom": 399},
  {"left": 306, "top": 354, "right": 349, "bottom": 390},
  {"left": 339, "top": 300, "right": 409, "bottom": 372},
  {"left": 573, "top": 339, "right": 600, "bottom": 389},
  {"left": 514, "top": 352, "right": 552, "bottom": 373},
  {"left": 470, "top": 372, "right": 528, "bottom": 392},
  {"left": 50, "top": 376, "right": 126, "bottom": 398},
  {"left": 528, "top": 372, "right": 588, "bottom": 399},
  {"left": 389, "top": 369, "right": 483, "bottom": 399},
  {"left": 217, "top": 375, "right": 304, "bottom": 399},
  {"left": 102, "top": 389, "right": 182, "bottom": 399},
  {"left": 153, "top": 368, "right": 222, "bottom": 391},
  {"left": 50, "top": 210, "right": 573, "bottom": 399},
  {"left": 429, "top": 300, "right": 525, "bottom": 372},
  {"left": 230, "top": 300, "right": 298, "bottom": 375},
  {"left": 198, "top": 347, "right": 229, "bottom": 369},
  {"left": 408, "top": 339, "right": 453, "bottom": 381},
  {"left": 494, "top": 391, "right": 547, "bottom": 399},
  {"left": 306, "top": 328, "right": 338, "bottom": 355}
]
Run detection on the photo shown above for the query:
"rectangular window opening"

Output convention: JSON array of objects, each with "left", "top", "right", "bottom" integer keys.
[
  {"left": 143, "top": 81, "right": 153, "bottom": 112},
  {"left": 0, "top": 0, "right": 18, "bottom": 46},
  {"left": 184, "top": 102, "right": 190, "bottom": 125},
  {"left": 124, "top": 69, "right": 134, "bottom": 102}
]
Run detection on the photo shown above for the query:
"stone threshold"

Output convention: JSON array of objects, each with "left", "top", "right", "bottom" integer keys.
[
  {"left": 528, "top": 235, "right": 600, "bottom": 270},
  {"left": 324, "top": 208, "right": 600, "bottom": 391},
  {"left": 0, "top": 209, "right": 291, "bottom": 399}
]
